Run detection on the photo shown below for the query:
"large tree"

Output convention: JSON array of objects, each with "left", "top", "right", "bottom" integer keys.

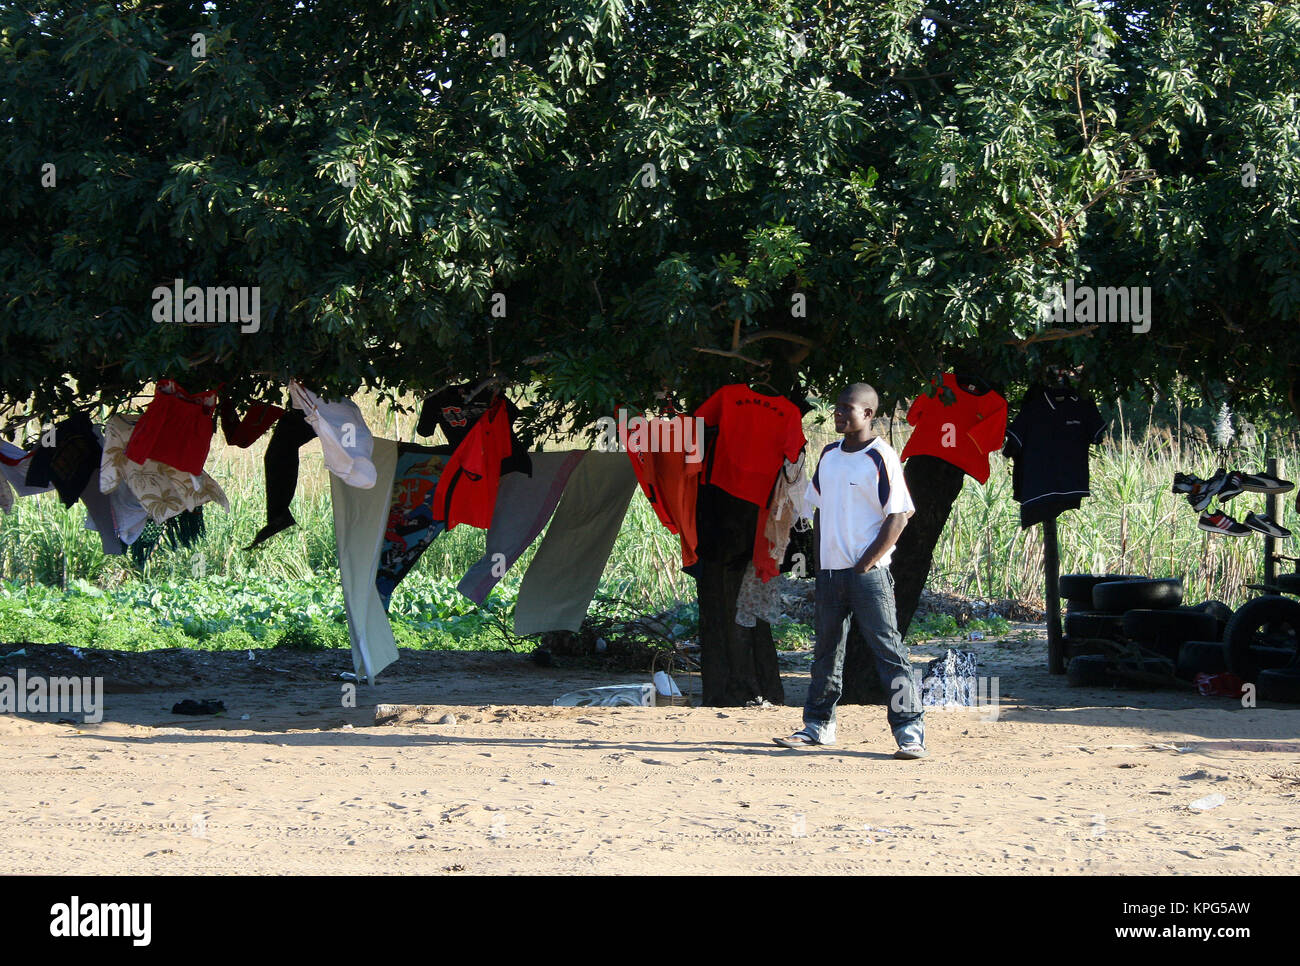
[{"left": 3, "top": 0, "right": 1298, "bottom": 701}]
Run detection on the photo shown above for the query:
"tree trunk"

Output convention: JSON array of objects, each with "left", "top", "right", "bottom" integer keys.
[
  {"left": 692, "top": 483, "right": 785, "bottom": 706},
  {"left": 890, "top": 454, "right": 968, "bottom": 635}
]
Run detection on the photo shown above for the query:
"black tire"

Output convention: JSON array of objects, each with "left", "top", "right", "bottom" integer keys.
[
  {"left": 1064, "top": 597, "right": 1096, "bottom": 614},
  {"left": 1191, "top": 599, "right": 1233, "bottom": 641},
  {"left": 1059, "top": 573, "right": 1144, "bottom": 600},
  {"left": 1064, "top": 611, "right": 1126, "bottom": 641},
  {"left": 1258, "top": 667, "right": 1300, "bottom": 704},
  {"left": 1067, "top": 653, "right": 1174, "bottom": 688},
  {"left": 1254, "top": 646, "right": 1297, "bottom": 671},
  {"left": 1093, "top": 578, "right": 1184, "bottom": 612},
  {"left": 1123, "top": 608, "right": 1218, "bottom": 646},
  {"left": 1224, "top": 595, "right": 1300, "bottom": 680},
  {"left": 1067, "top": 654, "right": 1113, "bottom": 686},
  {"left": 1175, "top": 640, "right": 1228, "bottom": 679}
]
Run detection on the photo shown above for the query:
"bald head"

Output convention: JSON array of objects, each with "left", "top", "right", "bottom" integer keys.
[
  {"left": 841, "top": 383, "right": 879, "bottom": 414},
  {"left": 833, "top": 383, "right": 879, "bottom": 441}
]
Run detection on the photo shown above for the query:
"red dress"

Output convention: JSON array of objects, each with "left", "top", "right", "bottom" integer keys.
[{"left": 125, "top": 379, "right": 219, "bottom": 475}]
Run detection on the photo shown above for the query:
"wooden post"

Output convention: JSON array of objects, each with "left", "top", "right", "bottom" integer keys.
[
  {"left": 1264, "top": 456, "right": 1279, "bottom": 587},
  {"left": 1043, "top": 516, "right": 1065, "bottom": 674}
]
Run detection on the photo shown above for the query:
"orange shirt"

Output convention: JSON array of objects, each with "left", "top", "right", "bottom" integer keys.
[
  {"left": 432, "top": 398, "right": 513, "bottom": 530},
  {"left": 622, "top": 417, "right": 703, "bottom": 567}
]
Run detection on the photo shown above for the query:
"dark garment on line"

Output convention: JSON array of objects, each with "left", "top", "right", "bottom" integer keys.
[
  {"left": 417, "top": 383, "right": 532, "bottom": 476},
  {"left": 220, "top": 398, "right": 285, "bottom": 448},
  {"left": 129, "top": 508, "right": 206, "bottom": 569},
  {"left": 79, "top": 474, "right": 124, "bottom": 556},
  {"left": 246, "top": 410, "right": 316, "bottom": 549},
  {"left": 25, "top": 411, "right": 101, "bottom": 508},
  {"left": 1001, "top": 383, "right": 1106, "bottom": 528}
]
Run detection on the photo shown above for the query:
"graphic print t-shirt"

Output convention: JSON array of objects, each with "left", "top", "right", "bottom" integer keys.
[
  {"left": 1001, "top": 383, "right": 1106, "bottom": 528},
  {"left": 805, "top": 437, "right": 915, "bottom": 570},
  {"left": 417, "top": 383, "right": 531, "bottom": 476}
]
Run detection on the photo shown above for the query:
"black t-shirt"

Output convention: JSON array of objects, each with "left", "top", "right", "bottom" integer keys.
[
  {"left": 25, "top": 411, "right": 101, "bottom": 508},
  {"left": 416, "top": 383, "right": 531, "bottom": 476},
  {"left": 1001, "top": 384, "right": 1106, "bottom": 528}
]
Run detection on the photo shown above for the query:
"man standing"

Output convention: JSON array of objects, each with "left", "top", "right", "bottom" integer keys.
[{"left": 775, "top": 383, "right": 928, "bottom": 759}]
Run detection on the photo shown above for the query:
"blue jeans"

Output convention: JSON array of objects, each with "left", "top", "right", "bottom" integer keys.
[{"left": 802, "top": 566, "right": 924, "bottom": 747}]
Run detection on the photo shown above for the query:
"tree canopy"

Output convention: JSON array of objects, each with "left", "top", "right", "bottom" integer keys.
[{"left": 3, "top": 0, "right": 1298, "bottom": 435}]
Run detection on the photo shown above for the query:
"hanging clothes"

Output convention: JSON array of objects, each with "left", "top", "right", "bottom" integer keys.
[
  {"left": 1002, "top": 382, "right": 1107, "bottom": 528},
  {"left": 288, "top": 380, "right": 377, "bottom": 489},
  {"left": 127, "top": 509, "right": 206, "bottom": 569},
  {"left": 621, "top": 416, "right": 702, "bottom": 567},
  {"left": 513, "top": 452, "right": 638, "bottom": 636},
  {"left": 332, "top": 438, "right": 400, "bottom": 683},
  {"left": 76, "top": 424, "right": 123, "bottom": 555},
  {"left": 900, "top": 373, "right": 1008, "bottom": 484},
  {"left": 457, "top": 450, "right": 587, "bottom": 604},
  {"left": 376, "top": 444, "right": 451, "bottom": 608},
  {"left": 738, "top": 453, "right": 810, "bottom": 625},
  {"left": 752, "top": 451, "right": 809, "bottom": 582},
  {"left": 432, "top": 397, "right": 527, "bottom": 531},
  {"left": 219, "top": 397, "right": 285, "bottom": 448},
  {"left": 736, "top": 565, "right": 787, "bottom": 627},
  {"left": 124, "top": 380, "right": 219, "bottom": 476},
  {"left": 0, "top": 440, "right": 52, "bottom": 505},
  {"left": 417, "top": 382, "right": 532, "bottom": 476},
  {"left": 100, "top": 414, "right": 229, "bottom": 524},
  {"left": 695, "top": 384, "right": 807, "bottom": 507},
  {"left": 25, "top": 411, "right": 102, "bottom": 507},
  {"left": 247, "top": 410, "right": 316, "bottom": 549},
  {"left": 104, "top": 476, "right": 149, "bottom": 546}
]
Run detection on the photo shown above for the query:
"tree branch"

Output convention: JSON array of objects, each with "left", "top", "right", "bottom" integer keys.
[{"left": 1004, "top": 326, "right": 1099, "bottom": 347}]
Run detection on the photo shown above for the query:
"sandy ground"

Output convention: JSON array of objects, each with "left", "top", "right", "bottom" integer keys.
[{"left": 2, "top": 631, "right": 1299, "bottom": 875}]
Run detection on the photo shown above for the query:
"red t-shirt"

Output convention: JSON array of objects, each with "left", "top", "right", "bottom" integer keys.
[
  {"left": 432, "top": 398, "right": 513, "bottom": 530},
  {"left": 695, "top": 385, "right": 807, "bottom": 506},
  {"left": 900, "top": 373, "right": 1007, "bottom": 484}
]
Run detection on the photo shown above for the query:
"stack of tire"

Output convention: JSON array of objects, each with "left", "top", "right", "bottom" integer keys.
[
  {"left": 1062, "top": 576, "right": 1189, "bottom": 686},
  {"left": 1061, "top": 573, "right": 1300, "bottom": 700},
  {"left": 1180, "top": 594, "right": 1300, "bottom": 703}
]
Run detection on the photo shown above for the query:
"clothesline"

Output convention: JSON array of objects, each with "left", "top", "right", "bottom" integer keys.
[{"left": 0, "top": 374, "right": 1108, "bottom": 685}]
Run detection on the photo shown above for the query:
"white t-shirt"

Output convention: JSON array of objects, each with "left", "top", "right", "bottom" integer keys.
[{"left": 804, "top": 437, "right": 915, "bottom": 570}]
